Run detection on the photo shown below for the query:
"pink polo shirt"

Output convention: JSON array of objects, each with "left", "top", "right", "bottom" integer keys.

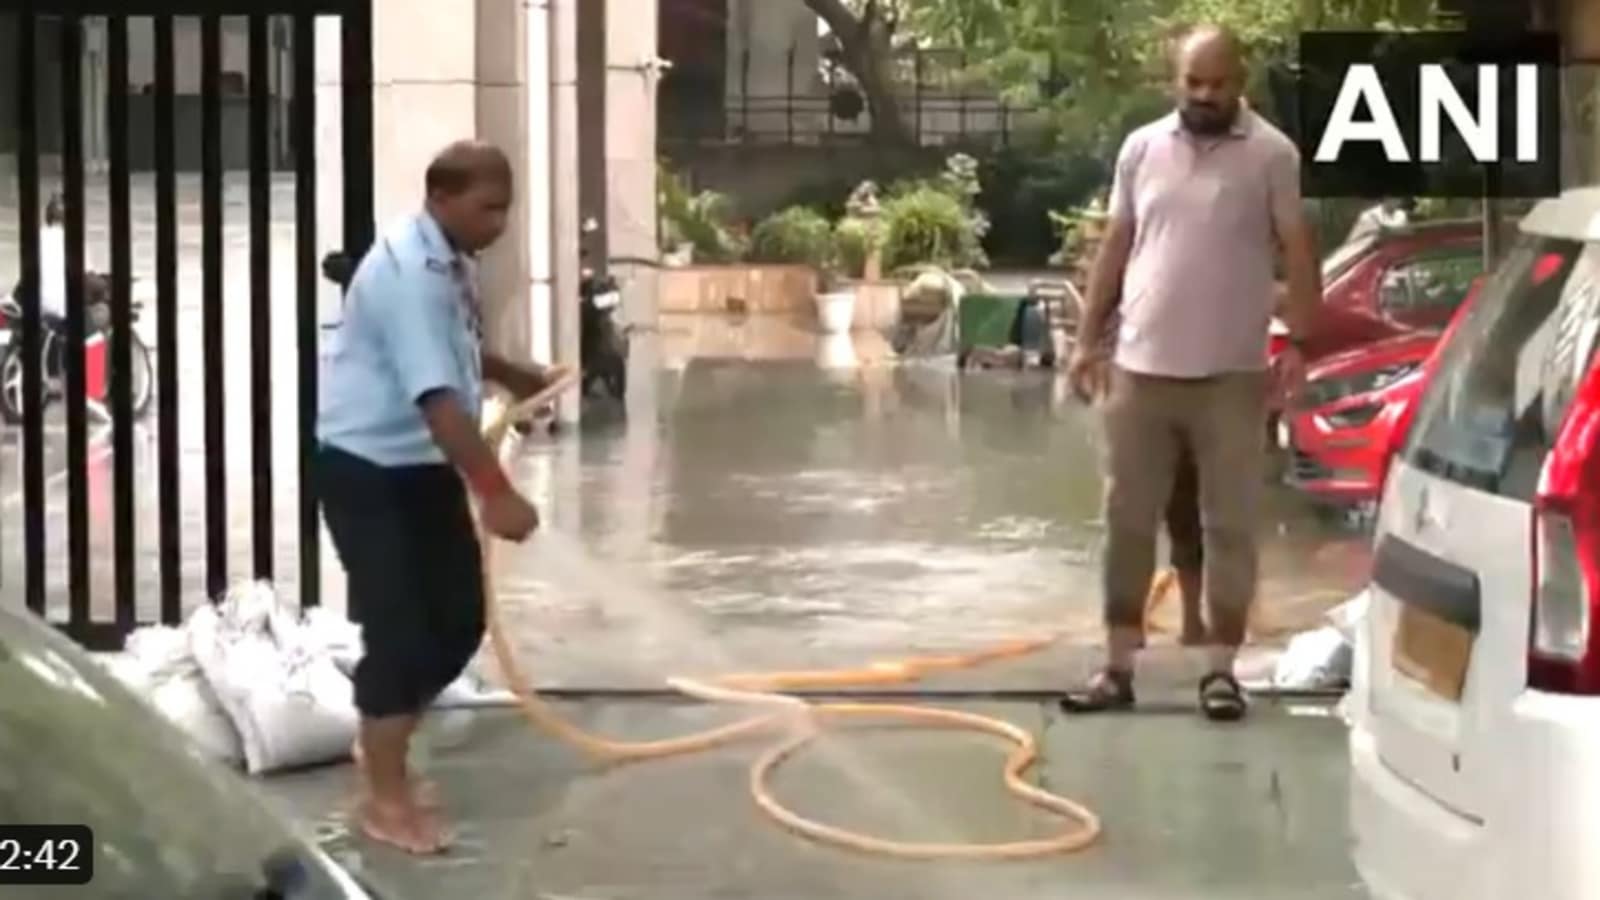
[{"left": 1109, "top": 109, "right": 1302, "bottom": 378}]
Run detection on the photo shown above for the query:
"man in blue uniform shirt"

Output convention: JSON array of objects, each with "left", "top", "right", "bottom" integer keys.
[{"left": 317, "top": 140, "right": 566, "bottom": 854}]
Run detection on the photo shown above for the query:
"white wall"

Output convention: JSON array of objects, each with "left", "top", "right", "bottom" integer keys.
[{"left": 725, "top": 0, "right": 819, "bottom": 99}]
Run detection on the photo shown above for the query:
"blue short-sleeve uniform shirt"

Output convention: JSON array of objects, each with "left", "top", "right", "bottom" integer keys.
[{"left": 317, "top": 212, "right": 483, "bottom": 467}]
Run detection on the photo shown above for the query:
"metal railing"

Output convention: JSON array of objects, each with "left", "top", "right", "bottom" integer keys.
[
  {"left": 661, "top": 43, "right": 1039, "bottom": 149},
  {"left": 3, "top": 0, "right": 375, "bottom": 649}
]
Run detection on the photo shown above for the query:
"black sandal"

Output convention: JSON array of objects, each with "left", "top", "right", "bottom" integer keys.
[
  {"left": 1060, "top": 668, "right": 1136, "bottom": 714},
  {"left": 1198, "top": 672, "right": 1248, "bottom": 722}
]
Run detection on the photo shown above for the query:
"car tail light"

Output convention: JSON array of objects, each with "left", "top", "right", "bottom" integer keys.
[
  {"left": 1530, "top": 499, "right": 1600, "bottom": 693},
  {"left": 1529, "top": 359, "right": 1600, "bottom": 695},
  {"left": 1533, "top": 508, "right": 1590, "bottom": 660}
]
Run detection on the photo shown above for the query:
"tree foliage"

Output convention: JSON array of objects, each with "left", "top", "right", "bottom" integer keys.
[{"left": 814, "top": 0, "right": 1447, "bottom": 155}]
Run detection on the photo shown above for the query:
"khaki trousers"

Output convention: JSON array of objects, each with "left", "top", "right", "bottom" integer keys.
[{"left": 1101, "top": 366, "right": 1269, "bottom": 646}]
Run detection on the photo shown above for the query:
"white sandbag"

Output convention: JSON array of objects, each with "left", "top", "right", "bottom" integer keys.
[
  {"left": 94, "top": 627, "right": 245, "bottom": 767},
  {"left": 299, "top": 606, "right": 363, "bottom": 678},
  {"left": 1272, "top": 626, "right": 1353, "bottom": 691},
  {"left": 1324, "top": 589, "right": 1371, "bottom": 645},
  {"left": 295, "top": 602, "right": 507, "bottom": 707},
  {"left": 145, "top": 663, "right": 247, "bottom": 766},
  {"left": 188, "top": 582, "right": 359, "bottom": 776}
]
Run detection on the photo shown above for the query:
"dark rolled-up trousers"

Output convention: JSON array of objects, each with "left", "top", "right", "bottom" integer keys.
[{"left": 316, "top": 444, "right": 487, "bottom": 719}]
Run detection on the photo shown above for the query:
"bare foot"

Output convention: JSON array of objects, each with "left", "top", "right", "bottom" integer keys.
[
  {"left": 351, "top": 741, "right": 441, "bottom": 810},
  {"left": 358, "top": 797, "right": 450, "bottom": 855}
]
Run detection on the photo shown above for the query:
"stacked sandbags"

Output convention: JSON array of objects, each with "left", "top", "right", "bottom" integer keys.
[{"left": 186, "top": 582, "right": 360, "bottom": 776}]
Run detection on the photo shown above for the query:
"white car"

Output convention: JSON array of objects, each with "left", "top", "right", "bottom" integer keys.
[{"left": 1348, "top": 188, "right": 1600, "bottom": 900}]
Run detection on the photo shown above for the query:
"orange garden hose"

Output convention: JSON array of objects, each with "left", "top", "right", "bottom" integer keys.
[{"left": 472, "top": 377, "right": 1131, "bottom": 860}]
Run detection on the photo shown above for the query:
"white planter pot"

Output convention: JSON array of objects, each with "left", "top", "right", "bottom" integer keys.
[{"left": 815, "top": 290, "right": 856, "bottom": 335}]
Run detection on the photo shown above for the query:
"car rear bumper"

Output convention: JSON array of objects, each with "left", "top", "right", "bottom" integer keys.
[
  {"left": 1349, "top": 721, "right": 1483, "bottom": 900},
  {"left": 1349, "top": 690, "right": 1600, "bottom": 900}
]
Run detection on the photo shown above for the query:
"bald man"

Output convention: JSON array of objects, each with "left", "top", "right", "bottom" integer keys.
[
  {"left": 317, "top": 140, "right": 568, "bottom": 853},
  {"left": 1065, "top": 26, "right": 1320, "bottom": 721}
]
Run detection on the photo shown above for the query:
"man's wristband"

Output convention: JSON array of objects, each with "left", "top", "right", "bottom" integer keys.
[{"left": 464, "top": 461, "right": 513, "bottom": 499}]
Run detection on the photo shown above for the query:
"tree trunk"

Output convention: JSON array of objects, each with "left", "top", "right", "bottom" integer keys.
[{"left": 802, "top": 0, "right": 915, "bottom": 146}]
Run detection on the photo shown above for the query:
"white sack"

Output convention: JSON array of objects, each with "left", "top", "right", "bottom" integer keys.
[
  {"left": 1324, "top": 589, "right": 1371, "bottom": 645},
  {"left": 96, "top": 626, "right": 246, "bottom": 767},
  {"left": 297, "top": 603, "right": 513, "bottom": 709},
  {"left": 1272, "top": 626, "right": 1353, "bottom": 691},
  {"left": 299, "top": 606, "right": 363, "bottom": 678},
  {"left": 188, "top": 582, "right": 358, "bottom": 776}
]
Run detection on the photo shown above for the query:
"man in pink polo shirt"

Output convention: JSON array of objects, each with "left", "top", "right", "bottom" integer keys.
[{"left": 1064, "top": 24, "right": 1320, "bottom": 721}]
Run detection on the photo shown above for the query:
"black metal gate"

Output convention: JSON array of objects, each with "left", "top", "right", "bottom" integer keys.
[{"left": 3, "top": 0, "right": 373, "bottom": 649}]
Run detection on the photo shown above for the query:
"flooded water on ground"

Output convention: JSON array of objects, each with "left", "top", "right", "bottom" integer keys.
[
  {"left": 484, "top": 347, "right": 1372, "bottom": 686},
  {"left": 1, "top": 320, "right": 1371, "bottom": 684}
]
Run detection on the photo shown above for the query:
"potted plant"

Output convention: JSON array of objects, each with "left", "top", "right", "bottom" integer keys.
[{"left": 750, "top": 205, "right": 855, "bottom": 335}]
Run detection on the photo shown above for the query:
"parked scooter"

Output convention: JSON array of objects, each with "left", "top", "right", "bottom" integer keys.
[
  {"left": 580, "top": 258, "right": 628, "bottom": 402},
  {"left": 0, "top": 273, "right": 154, "bottom": 425}
]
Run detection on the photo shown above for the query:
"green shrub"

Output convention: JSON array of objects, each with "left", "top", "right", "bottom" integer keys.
[
  {"left": 749, "top": 206, "right": 835, "bottom": 268},
  {"left": 658, "top": 163, "right": 746, "bottom": 263},
  {"left": 834, "top": 216, "right": 886, "bottom": 278},
  {"left": 881, "top": 186, "right": 986, "bottom": 271}
]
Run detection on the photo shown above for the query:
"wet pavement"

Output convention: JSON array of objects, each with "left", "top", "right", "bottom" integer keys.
[
  {"left": 260, "top": 340, "right": 1368, "bottom": 899},
  {"left": 261, "top": 699, "right": 1363, "bottom": 900}
]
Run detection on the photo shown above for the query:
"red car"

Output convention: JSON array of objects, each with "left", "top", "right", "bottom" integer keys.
[
  {"left": 1280, "top": 332, "right": 1436, "bottom": 504},
  {"left": 1282, "top": 272, "right": 1489, "bottom": 505},
  {"left": 1268, "top": 218, "right": 1484, "bottom": 364}
]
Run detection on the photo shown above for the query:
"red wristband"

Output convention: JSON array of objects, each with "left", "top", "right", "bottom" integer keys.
[{"left": 464, "top": 461, "right": 512, "bottom": 500}]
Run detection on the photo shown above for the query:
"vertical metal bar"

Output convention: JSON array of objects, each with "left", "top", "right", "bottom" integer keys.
[
  {"left": 154, "top": 14, "right": 180, "bottom": 625},
  {"left": 826, "top": 57, "right": 834, "bottom": 140},
  {"left": 60, "top": 15, "right": 90, "bottom": 634},
  {"left": 16, "top": 5, "right": 46, "bottom": 618},
  {"left": 248, "top": 14, "right": 274, "bottom": 580},
  {"left": 293, "top": 13, "right": 319, "bottom": 610},
  {"left": 108, "top": 15, "right": 135, "bottom": 634},
  {"left": 959, "top": 50, "right": 969, "bottom": 141},
  {"left": 342, "top": 1, "right": 375, "bottom": 259},
  {"left": 914, "top": 52, "right": 924, "bottom": 145},
  {"left": 201, "top": 14, "right": 226, "bottom": 600},
  {"left": 786, "top": 44, "right": 794, "bottom": 145},
  {"left": 741, "top": 49, "right": 750, "bottom": 141}
]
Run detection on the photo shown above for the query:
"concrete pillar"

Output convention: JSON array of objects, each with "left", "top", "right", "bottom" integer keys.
[
  {"left": 550, "top": 0, "right": 582, "bottom": 423},
  {"left": 313, "top": 0, "right": 554, "bottom": 367},
  {"left": 606, "top": 0, "right": 661, "bottom": 326},
  {"left": 370, "top": 0, "right": 478, "bottom": 226},
  {"left": 578, "top": 0, "right": 609, "bottom": 267},
  {"left": 526, "top": 0, "right": 554, "bottom": 369},
  {"left": 476, "top": 0, "right": 531, "bottom": 362},
  {"left": 606, "top": 0, "right": 662, "bottom": 559}
]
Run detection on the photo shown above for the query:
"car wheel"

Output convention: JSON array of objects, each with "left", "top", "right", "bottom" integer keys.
[{"left": 0, "top": 342, "right": 25, "bottom": 425}]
